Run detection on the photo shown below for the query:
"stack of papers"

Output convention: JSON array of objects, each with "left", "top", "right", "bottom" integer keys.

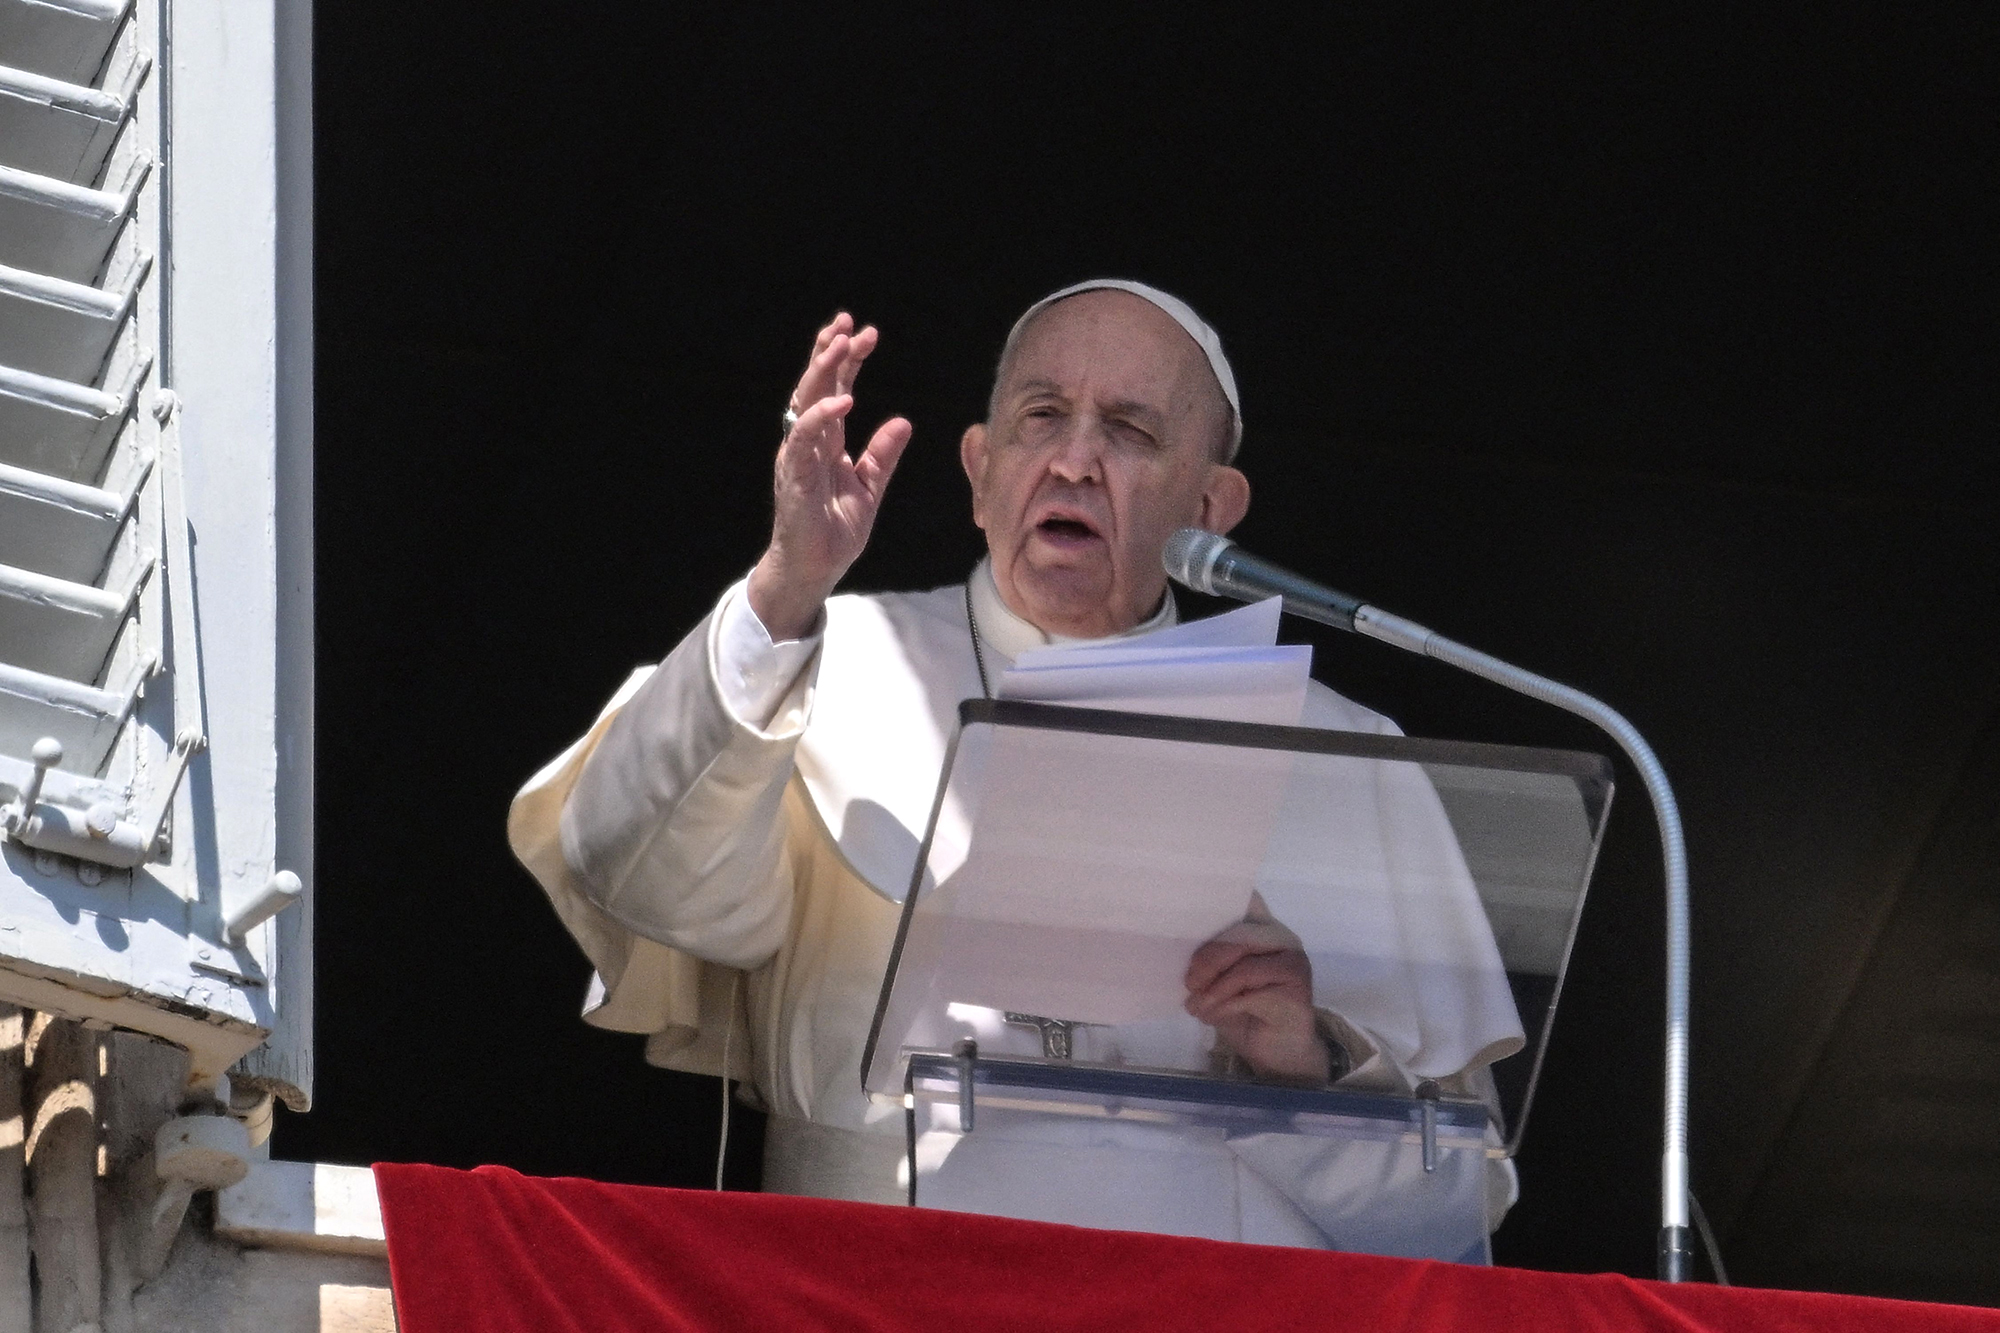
[{"left": 996, "top": 596, "right": 1312, "bottom": 726}]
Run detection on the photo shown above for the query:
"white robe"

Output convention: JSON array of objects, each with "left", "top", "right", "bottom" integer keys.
[{"left": 507, "top": 564, "right": 1520, "bottom": 1252}]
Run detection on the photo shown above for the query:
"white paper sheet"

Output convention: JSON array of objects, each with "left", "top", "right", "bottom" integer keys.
[
  {"left": 1012, "top": 595, "right": 1284, "bottom": 661},
  {"left": 917, "top": 597, "right": 1312, "bottom": 1023},
  {"left": 997, "top": 645, "right": 1313, "bottom": 726},
  {"left": 999, "top": 596, "right": 1308, "bottom": 726}
]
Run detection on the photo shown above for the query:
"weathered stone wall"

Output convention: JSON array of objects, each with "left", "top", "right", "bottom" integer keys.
[
  {"left": 0, "top": 1007, "right": 391, "bottom": 1332},
  {"left": 134, "top": 1226, "right": 393, "bottom": 1333}
]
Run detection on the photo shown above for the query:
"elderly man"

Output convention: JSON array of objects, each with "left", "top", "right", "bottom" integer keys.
[{"left": 509, "top": 281, "right": 1515, "bottom": 1249}]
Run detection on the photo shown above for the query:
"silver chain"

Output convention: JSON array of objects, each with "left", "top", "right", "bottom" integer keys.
[{"left": 964, "top": 582, "right": 993, "bottom": 700}]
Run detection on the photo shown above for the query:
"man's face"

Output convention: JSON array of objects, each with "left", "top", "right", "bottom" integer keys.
[{"left": 961, "top": 291, "right": 1251, "bottom": 638}]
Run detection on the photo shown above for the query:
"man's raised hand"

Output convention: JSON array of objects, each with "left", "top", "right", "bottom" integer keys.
[{"left": 748, "top": 313, "right": 914, "bottom": 640}]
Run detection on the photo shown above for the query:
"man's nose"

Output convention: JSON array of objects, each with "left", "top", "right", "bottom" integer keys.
[{"left": 1046, "top": 415, "right": 1105, "bottom": 482}]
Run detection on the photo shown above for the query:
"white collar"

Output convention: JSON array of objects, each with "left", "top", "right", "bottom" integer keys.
[{"left": 967, "top": 556, "right": 1178, "bottom": 666}]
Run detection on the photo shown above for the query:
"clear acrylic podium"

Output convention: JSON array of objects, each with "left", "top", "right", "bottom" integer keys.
[{"left": 862, "top": 699, "right": 1612, "bottom": 1262}]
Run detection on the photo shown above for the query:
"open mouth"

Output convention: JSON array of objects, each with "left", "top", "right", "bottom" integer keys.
[
  {"left": 1031, "top": 499, "right": 1105, "bottom": 545},
  {"left": 1028, "top": 502, "right": 1106, "bottom": 554},
  {"left": 1037, "top": 517, "right": 1098, "bottom": 541}
]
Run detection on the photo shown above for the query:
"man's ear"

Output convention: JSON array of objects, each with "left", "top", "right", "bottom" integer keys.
[
  {"left": 1199, "top": 464, "right": 1251, "bottom": 535},
  {"left": 960, "top": 423, "right": 989, "bottom": 530}
]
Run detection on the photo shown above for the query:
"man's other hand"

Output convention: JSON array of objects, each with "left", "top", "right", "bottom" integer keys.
[
  {"left": 748, "top": 313, "right": 915, "bottom": 640},
  {"left": 1184, "top": 894, "right": 1331, "bottom": 1083}
]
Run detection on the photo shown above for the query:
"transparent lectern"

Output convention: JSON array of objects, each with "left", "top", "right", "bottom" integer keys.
[{"left": 862, "top": 699, "right": 1611, "bottom": 1264}]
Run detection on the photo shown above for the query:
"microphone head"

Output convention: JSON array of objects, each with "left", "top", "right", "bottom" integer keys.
[{"left": 1162, "top": 527, "right": 1231, "bottom": 594}]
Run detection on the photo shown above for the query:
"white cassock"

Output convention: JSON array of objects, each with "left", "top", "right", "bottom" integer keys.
[{"left": 508, "top": 561, "right": 1523, "bottom": 1255}]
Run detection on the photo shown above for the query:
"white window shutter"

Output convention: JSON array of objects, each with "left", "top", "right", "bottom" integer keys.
[{"left": 0, "top": 0, "right": 312, "bottom": 1110}]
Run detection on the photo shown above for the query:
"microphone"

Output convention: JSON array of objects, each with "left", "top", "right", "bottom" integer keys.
[{"left": 1161, "top": 528, "right": 1365, "bottom": 632}]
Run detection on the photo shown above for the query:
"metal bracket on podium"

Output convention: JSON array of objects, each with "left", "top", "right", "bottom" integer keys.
[
  {"left": 1417, "top": 1079, "right": 1441, "bottom": 1174},
  {"left": 901, "top": 1040, "right": 982, "bottom": 1209},
  {"left": 953, "top": 1038, "right": 978, "bottom": 1133}
]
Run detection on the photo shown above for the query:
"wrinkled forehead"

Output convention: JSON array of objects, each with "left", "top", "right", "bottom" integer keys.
[{"left": 1002, "top": 291, "right": 1225, "bottom": 422}]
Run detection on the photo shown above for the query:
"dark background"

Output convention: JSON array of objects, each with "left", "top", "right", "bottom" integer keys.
[{"left": 284, "top": 5, "right": 1999, "bottom": 1304}]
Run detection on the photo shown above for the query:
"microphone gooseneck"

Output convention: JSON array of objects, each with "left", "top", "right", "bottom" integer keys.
[{"left": 1163, "top": 526, "right": 1696, "bottom": 1283}]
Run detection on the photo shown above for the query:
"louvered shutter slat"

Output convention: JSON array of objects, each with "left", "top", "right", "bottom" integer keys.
[
  {"left": 0, "top": 455, "right": 137, "bottom": 581},
  {"left": 0, "top": 0, "right": 128, "bottom": 86},
  {"left": 0, "top": 155, "right": 143, "bottom": 284},
  {"left": 0, "top": 256, "right": 141, "bottom": 382},
  {"left": 0, "top": 61, "right": 131, "bottom": 184},
  {"left": 0, "top": 355, "right": 141, "bottom": 480},
  {"left": 0, "top": 555, "right": 143, "bottom": 680},
  {"left": 0, "top": 657, "right": 137, "bottom": 770}
]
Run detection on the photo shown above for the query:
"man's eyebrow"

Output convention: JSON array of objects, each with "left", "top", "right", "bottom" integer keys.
[
  {"left": 1099, "top": 397, "right": 1164, "bottom": 421},
  {"left": 1007, "top": 382, "right": 1165, "bottom": 423}
]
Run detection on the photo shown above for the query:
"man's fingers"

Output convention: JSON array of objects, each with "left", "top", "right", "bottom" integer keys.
[
  {"left": 1189, "top": 956, "right": 1286, "bottom": 1014},
  {"left": 833, "top": 326, "right": 880, "bottom": 396},
  {"left": 1197, "top": 982, "right": 1300, "bottom": 1028},
  {"left": 810, "top": 312, "right": 853, "bottom": 362},
  {"left": 796, "top": 317, "right": 873, "bottom": 409},
  {"left": 854, "top": 417, "right": 912, "bottom": 493},
  {"left": 789, "top": 317, "right": 880, "bottom": 445},
  {"left": 810, "top": 333, "right": 852, "bottom": 390},
  {"left": 780, "top": 395, "right": 854, "bottom": 467},
  {"left": 1194, "top": 982, "right": 1303, "bottom": 1042},
  {"left": 790, "top": 333, "right": 852, "bottom": 414},
  {"left": 1186, "top": 952, "right": 1310, "bottom": 1021},
  {"left": 1185, "top": 939, "right": 1255, "bottom": 994},
  {"left": 792, "top": 392, "right": 853, "bottom": 431},
  {"left": 1186, "top": 921, "right": 1297, "bottom": 991}
]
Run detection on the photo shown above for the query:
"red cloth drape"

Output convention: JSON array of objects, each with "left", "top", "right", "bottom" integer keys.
[{"left": 374, "top": 1163, "right": 1998, "bottom": 1333}]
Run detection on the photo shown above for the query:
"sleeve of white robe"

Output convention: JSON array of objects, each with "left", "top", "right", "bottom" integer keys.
[
  {"left": 506, "top": 579, "right": 821, "bottom": 1068},
  {"left": 558, "top": 580, "right": 821, "bottom": 969}
]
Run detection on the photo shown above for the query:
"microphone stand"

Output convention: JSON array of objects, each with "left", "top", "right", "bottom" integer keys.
[
  {"left": 1348, "top": 604, "right": 1693, "bottom": 1282},
  {"left": 1169, "top": 533, "right": 1693, "bottom": 1280}
]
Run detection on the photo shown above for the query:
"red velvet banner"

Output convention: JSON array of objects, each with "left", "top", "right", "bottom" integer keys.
[{"left": 374, "top": 1163, "right": 1998, "bottom": 1333}]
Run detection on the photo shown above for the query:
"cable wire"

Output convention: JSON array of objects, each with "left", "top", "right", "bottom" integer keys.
[
  {"left": 1690, "top": 1190, "right": 1730, "bottom": 1285},
  {"left": 715, "top": 971, "right": 741, "bottom": 1191}
]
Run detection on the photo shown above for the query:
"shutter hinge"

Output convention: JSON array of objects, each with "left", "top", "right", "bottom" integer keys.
[{"left": 2, "top": 728, "right": 204, "bottom": 870}]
